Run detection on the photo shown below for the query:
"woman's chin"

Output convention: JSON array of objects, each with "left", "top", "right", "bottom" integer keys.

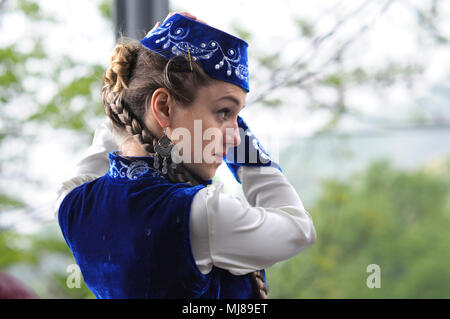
[
  {"left": 199, "top": 165, "right": 218, "bottom": 181},
  {"left": 183, "top": 162, "right": 218, "bottom": 182}
]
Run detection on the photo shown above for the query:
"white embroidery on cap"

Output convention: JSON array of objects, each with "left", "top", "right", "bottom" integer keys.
[{"left": 145, "top": 20, "right": 248, "bottom": 82}]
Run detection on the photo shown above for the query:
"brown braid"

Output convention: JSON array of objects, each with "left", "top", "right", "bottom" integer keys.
[{"left": 102, "top": 37, "right": 268, "bottom": 298}]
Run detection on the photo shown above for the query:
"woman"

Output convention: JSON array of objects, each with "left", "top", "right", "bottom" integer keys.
[{"left": 56, "top": 12, "right": 316, "bottom": 299}]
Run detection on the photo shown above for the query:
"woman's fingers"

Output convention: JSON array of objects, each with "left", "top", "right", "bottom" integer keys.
[
  {"left": 177, "top": 11, "right": 197, "bottom": 20},
  {"left": 163, "top": 11, "right": 207, "bottom": 24},
  {"left": 149, "top": 21, "right": 161, "bottom": 33},
  {"left": 148, "top": 11, "right": 208, "bottom": 36}
]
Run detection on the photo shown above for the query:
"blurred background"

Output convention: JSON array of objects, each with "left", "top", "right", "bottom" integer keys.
[{"left": 0, "top": 0, "right": 449, "bottom": 298}]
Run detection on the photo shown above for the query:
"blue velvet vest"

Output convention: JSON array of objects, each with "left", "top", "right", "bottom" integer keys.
[{"left": 58, "top": 151, "right": 267, "bottom": 298}]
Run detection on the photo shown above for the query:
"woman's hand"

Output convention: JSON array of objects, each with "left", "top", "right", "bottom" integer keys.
[
  {"left": 149, "top": 11, "right": 208, "bottom": 34},
  {"left": 164, "top": 11, "right": 208, "bottom": 25},
  {"left": 224, "top": 116, "right": 282, "bottom": 184}
]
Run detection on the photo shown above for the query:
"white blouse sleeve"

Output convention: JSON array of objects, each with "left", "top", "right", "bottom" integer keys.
[
  {"left": 53, "top": 118, "right": 118, "bottom": 217},
  {"left": 75, "top": 118, "right": 118, "bottom": 177},
  {"left": 189, "top": 166, "right": 317, "bottom": 276}
]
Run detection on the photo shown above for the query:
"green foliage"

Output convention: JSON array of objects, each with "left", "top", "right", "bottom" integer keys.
[
  {"left": 267, "top": 159, "right": 450, "bottom": 298},
  {"left": 0, "top": 231, "right": 39, "bottom": 266},
  {"left": 0, "top": 1, "right": 105, "bottom": 135},
  {"left": 0, "top": 40, "right": 47, "bottom": 101},
  {"left": 27, "top": 64, "right": 105, "bottom": 131},
  {"left": 0, "top": 225, "right": 95, "bottom": 298},
  {"left": 0, "top": 193, "right": 25, "bottom": 210},
  {"left": 99, "top": 0, "right": 113, "bottom": 22},
  {"left": 231, "top": 22, "right": 252, "bottom": 42},
  {"left": 17, "top": 0, "right": 41, "bottom": 20},
  {"left": 16, "top": 0, "right": 57, "bottom": 22},
  {"left": 260, "top": 98, "right": 283, "bottom": 107},
  {"left": 321, "top": 74, "right": 344, "bottom": 87},
  {"left": 0, "top": 0, "right": 103, "bottom": 298},
  {"left": 256, "top": 51, "right": 283, "bottom": 70},
  {"left": 294, "top": 18, "right": 315, "bottom": 38}
]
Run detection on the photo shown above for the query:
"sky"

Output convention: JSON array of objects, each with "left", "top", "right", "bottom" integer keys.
[{"left": 0, "top": 0, "right": 449, "bottom": 232}]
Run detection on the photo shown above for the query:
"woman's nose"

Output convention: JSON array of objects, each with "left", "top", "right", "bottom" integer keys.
[
  {"left": 226, "top": 122, "right": 241, "bottom": 148},
  {"left": 234, "top": 125, "right": 241, "bottom": 147}
]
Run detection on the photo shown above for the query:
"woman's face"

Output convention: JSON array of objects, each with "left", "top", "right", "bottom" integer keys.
[{"left": 168, "top": 80, "right": 246, "bottom": 181}]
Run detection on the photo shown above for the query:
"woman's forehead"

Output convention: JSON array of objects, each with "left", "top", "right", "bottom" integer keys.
[{"left": 198, "top": 81, "right": 247, "bottom": 105}]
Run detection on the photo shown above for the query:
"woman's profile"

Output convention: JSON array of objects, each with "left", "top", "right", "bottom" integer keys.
[{"left": 55, "top": 11, "right": 317, "bottom": 299}]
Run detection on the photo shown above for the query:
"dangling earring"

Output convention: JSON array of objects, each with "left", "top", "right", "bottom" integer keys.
[{"left": 153, "top": 127, "right": 177, "bottom": 174}]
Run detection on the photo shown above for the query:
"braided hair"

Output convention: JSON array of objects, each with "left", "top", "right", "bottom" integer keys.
[{"left": 102, "top": 37, "right": 268, "bottom": 299}]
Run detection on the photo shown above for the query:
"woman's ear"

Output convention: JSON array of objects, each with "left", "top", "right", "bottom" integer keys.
[{"left": 149, "top": 88, "right": 172, "bottom": 128}]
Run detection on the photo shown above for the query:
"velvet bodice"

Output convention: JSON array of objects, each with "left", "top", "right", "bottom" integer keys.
[{"left": 58, "top": 151, "right": 266, "bottom": 298}]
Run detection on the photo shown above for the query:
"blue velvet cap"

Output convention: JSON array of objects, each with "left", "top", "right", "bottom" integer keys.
[{"left": 140, "top": 13, "right": 250, "bottom": 92}]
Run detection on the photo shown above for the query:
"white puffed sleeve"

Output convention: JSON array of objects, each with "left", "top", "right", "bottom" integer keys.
[
  {"left": 75, "top": 118, "right": 119, "bottom": 176},
  {"left": 53, "top": 117, "right": 118, "bottom": 217},
  {"left": 189, "top": 166, "right": 317, "bottom": 276}
]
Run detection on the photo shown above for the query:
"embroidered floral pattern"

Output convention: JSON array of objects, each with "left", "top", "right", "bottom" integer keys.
[
  {"left": 108, "top": 158, "right": 164, "bottom": 180},
  {"left": 145, "top": 21, "right": 249, "bottom": 82}
]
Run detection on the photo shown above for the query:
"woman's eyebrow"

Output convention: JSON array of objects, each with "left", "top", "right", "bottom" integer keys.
[{"left": 214, "top": 95, "right": 245, "bottom": 108}]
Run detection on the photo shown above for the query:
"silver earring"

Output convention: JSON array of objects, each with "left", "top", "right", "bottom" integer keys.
[{"left": 154, "top": 128, "right": 176, "bottom": 174}]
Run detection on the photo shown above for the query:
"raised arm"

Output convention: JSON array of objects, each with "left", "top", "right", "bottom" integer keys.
[
  {"left": 190, "top": 116, "right": 316, "bottom": 275},
  {"left": 190, "top": 166, "right": 316, "bottom": 275}
]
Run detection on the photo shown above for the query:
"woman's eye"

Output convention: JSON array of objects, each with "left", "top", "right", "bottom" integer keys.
[{"left": 217, "top": 108, "right": 231, "bottom": 119}]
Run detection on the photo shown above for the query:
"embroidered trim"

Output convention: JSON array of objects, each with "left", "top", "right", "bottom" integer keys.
[
  {"left": 108, "top": 159, "right": 164, "bottom": 180},
  {"left": 145, "top": 21, "right": 249, "bottom": 82}
]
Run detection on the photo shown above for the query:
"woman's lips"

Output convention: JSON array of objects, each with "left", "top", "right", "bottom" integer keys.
[
  {"left": 213, "top": 154, "right": 225, "bottom": 163},
  {"left": 214, "top": 152, "right": 227, "bottom": 157}
]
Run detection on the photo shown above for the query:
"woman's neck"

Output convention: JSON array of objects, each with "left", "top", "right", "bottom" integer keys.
[{"left": 119, "top": 136, "right": 150, "bottom": 157}]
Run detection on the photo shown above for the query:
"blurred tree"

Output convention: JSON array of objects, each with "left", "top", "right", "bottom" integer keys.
[
  {"left": 238, "top": 0, "right": 450, "bottom": 133},
  {"left": 0, "top": 0, "right": 106, "bottom": 210},
  {"left": 0, "top": 0, "right": 107, "bottom": 298},
  {"left": 0, "top": 226, "right": 94, "bottom": 298},
  {"left": 266, "top": 158, "right": 450, "bottom": 298}
]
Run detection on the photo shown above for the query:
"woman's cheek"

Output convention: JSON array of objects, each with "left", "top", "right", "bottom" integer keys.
[{"left": 202, "top": 126, "right": 224, "bottom": 162}]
